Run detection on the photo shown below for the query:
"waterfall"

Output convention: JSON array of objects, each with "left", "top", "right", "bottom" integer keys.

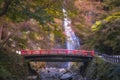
[
  {"left": 63, "top": 9, "right": 80, "bottom": 69},
  {"left": 63, "top": 8, "right": 80, "bottom": 50}
]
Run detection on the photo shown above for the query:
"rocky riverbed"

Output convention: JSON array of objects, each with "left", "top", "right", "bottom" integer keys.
[
  {"left": 39, "top": 67, "right": 85, "bottom": 80},
  {"left": 38, "top": 62, "right": 85, "bottom": 80}
]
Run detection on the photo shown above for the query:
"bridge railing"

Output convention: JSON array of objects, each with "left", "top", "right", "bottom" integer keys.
[
  {"left": 19, "top": 49, "right": 94, "bottom": 57},
  {"left": 96, "top": 52, "right": 120, "bottom": 65},
  {"left": 100, "top": 54, "right": 120, "bottom": 65}
]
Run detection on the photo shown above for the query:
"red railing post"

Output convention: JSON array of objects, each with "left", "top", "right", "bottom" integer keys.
[
  {"left": 41, "top": 50, "right": 43, "bottom": 55},
  {"left": 48, "top": 50, "right": 50, "bottom": 54},
  {"left": 31, "top": 50, "right": 33, "bottom": 54},
  {"left": 39, "top": 50, "right": 41, "bottom": 55},
  {"left": 85, "top": 51, "right": 88, "bottom": 56},
  {"left": 82, "top": 50, "right": 87, "bottom": 56},
  {"left": 91, "top": 50, "right": 94, "bottom": 56},
  {"left": 57, "top": 50, "right": 58, "bottom": 54},
  {"left": 66, "top": 50, "right": 68, "bottom": 55},
  {"left": 73, "top": 50, "right": 76, "bottom": 55},
  {"left": 81, "top": 50, "right": 84, "bottom": 55}
]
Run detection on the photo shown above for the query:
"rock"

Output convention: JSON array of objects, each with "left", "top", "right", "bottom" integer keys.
[
  {"left": 27, "top": 75, "right": 38, "bottom": 80},
  {"left": 60, "top": 72, "right": 73, "bottom": 80}
]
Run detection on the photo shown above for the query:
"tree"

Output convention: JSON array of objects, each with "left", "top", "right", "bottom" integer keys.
[
  {"left": 90, "top": 12, "right": 120, "bottom": 55},
  {"left": 0, "top": 0, "right": 78, "bottom": 50}
]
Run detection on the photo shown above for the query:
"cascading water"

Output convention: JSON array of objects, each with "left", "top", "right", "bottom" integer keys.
[
  {"left": 63, "top": 9, "right": 80, "bottom": 50},
  {"left": 63, "top": 8, "right": 80, "bottom": 69}
]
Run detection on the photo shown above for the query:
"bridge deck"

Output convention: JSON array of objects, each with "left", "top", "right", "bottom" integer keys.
[{"left": 24, "top": 54, "right": 93, "bottom": 62}]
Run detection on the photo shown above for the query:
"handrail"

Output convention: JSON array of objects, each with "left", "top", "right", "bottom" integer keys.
[
  {"left": 101, "top": 55, "right": 120, "bottom": 65},
  {"left": 96, "top": 52, "right": 120, "bottom": 65},
  {"left": 18, "top": 49, "right": 95, "bottom": 57}
]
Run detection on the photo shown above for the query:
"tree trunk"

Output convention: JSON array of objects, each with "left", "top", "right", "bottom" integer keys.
[{"left": 0, "top": 26, "right": 3, "bottom": 41}]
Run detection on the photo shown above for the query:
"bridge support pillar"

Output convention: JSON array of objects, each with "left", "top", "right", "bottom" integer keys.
[{"left": 27, "top": 62, "right": 38, "bottom": 76}]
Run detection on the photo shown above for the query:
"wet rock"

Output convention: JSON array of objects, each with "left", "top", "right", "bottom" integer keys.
[
  {"left": 60, "top": 72, "right": 73, "bottom": 80},
  {"left": 39, "top": 67, "right": 85, "bottom": 80},
  {"left": 27, "top": 75, "right": 40, "bottom": 80}
]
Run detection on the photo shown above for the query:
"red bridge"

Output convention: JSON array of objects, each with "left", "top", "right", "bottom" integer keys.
[{"left": 18, "top": 49, "right": 94, "bottom": 62}]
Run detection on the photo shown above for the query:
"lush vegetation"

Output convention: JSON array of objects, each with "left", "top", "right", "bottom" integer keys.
[
  {"left": 0, "top": 0, "right": 77, "bottom": 79},
  {"left": 83, "top": 56, "right": 120, "bottom": 80},
  {"left": 0, "top": 0, "right": 120, "bottom": 80},
  {"left": 91, "top": 12, "right": 120, "bottom": 55},
  {"left": 86, "top": 0, "right": 120, "bottom": 55},
  {"left": 0, "top": 48, "right": 28, "bottom": 80},
  {"left": 0, "top": 0, "right": 77, "bottom": 50}
]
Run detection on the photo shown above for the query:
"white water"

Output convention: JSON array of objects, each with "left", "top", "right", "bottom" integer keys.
[
  {"left": 63, "top": 9, "right": 80, "bottom": 69},
  {"left": 63, "top": 9, "right": 80, "bottom": 50}
]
